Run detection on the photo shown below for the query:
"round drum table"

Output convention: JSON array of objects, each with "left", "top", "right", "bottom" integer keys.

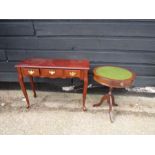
[{"left": 93, "top": 66, "right": 136, "bottom": 122}]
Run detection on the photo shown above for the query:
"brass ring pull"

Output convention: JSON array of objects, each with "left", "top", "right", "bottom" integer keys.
[
  {"left": 49, "top": 70, "right": 56, "bottom": 75},
  {"left": 69, "top": 71, "right": 76, "bottom": 76},
  {"left": 28, "top": 70, "right": 34, "bottom": 75}
]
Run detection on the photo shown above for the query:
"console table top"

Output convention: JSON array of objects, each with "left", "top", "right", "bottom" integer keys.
[{"left": 15, "top": 58, "right": 90, "bottom": 70}]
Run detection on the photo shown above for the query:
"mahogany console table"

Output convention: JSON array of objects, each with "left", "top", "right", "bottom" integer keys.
[{"left": 15, "top": 58, "right": 90, "bottom": 111}]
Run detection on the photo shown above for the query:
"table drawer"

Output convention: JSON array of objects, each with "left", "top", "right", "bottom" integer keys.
[
  {"left": 22, "top": 68, "right": 40, "bottom": 77},
  {"left": 40, "top": 69, "right": 63, "bottom": 78},
  {"left": 64, "top": 70, "right": 81, "bottom": 78}
]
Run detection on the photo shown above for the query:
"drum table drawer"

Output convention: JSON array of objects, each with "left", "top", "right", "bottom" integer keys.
[
  {"left": 40, "top": 69, "right": 63, "bottom": 78},
  {"left": 22, "top": 68, "right": 40, "bottom": 77},
  {"left": 64, "top": 70, "right": 81, "bottom": 78}
]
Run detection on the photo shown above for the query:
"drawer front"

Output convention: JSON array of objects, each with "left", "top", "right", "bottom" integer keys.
[
  {"left": 40, "top": 69, "right": 63, "bottom": 78},
  {"left": 22, "top": 68, "right": 40, "bottom": 77},
  {"left": 64, "top": 70, "right": 81, "bottom": 78}
]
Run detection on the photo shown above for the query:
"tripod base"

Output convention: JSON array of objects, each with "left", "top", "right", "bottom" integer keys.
[{"left": 93, "top": 88, "right": 118, "bottom": 123}]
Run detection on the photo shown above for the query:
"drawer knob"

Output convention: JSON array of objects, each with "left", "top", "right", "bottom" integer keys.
[
  {"left": 49, "top": 70, "right": 56, "bottom": 75},
  {"left": 28, "top": 70, "right": 34, "bottom": 75},
  {"left": 69, "top": 71, "right": 76, "bottom": 76},
  {"left": 120, "top": 82, "right": 124, "bottom": 87}
]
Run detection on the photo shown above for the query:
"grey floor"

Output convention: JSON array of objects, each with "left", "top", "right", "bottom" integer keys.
[{"left": 0, "top": 85, "right": 155, "bottom": 134}]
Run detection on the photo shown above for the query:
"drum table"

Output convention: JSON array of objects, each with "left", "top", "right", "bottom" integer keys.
[
  {"left": 15, "top": 58, "right": 90, "bottom": 111},
  {"left": 93, "top": 66, "right": 136, "bottom": 122}
]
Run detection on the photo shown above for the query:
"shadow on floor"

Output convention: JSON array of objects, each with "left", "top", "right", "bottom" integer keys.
[{"left": 0, "top": 82, "right": 154, "bottom": 98}]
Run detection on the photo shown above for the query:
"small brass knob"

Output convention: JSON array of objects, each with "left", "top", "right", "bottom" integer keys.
[
  {"left": 49, "top": 70, "right": 55, "bottom": 75},
  {"left": 120, "top": 82, "right": 124, "bottom": 87},
  {"left": 28, "top": 70, "right": 34, "bottom": 75},
  {"left": 69, "top": 71, "right": 76, "bottom": 76}
]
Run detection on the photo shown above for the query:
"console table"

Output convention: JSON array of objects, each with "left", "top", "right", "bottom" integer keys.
[{"left": 15, "top": 58, "right": 90, "bottom": 111}]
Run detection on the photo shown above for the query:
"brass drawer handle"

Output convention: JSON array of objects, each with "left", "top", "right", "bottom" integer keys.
[
  {"left": 28, "top": 70, "right": 35, "bottom": 75},
  {"left": 69, "top": 71, "right": 76, "bottom": 76},
  {"left": 49, "top": 70, "right": 56, "bottom": 75}
]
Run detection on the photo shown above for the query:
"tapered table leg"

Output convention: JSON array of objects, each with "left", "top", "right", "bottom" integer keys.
[
  {"left": 17, "top": 68, "right": 30, "bottom": 108},
  {"left": 108, "top": 88, "right": 114, "bottom": 123},
  {"left": 29, "top": 76, "right": 37, "bottom": 97},
  {"left": 82, "top": 70, "right": 88, "bottom": 111},
  {"left": 111, "top": 95, "right": 118, "bottom": 106},
  {"left": 93, "top": 94, "right": 109, "bottom": 107}
]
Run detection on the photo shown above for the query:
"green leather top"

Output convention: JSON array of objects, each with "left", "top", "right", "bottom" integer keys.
[{"left": 95, "top": 66, "right": 132, "bottom": 80}]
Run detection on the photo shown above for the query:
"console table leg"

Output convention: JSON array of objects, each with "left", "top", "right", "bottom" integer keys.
[
  {"left": 29, "top": 76, "right": 37, "bottom": 97},
  {"left": 83, "top": 71, "right": 88, "bottom": 111},
  {"left": 18, "top": 75, "right": 30, "bottom": 109},
  {"left": 17, "top": 67, "right": 30, "bottom": 109}
]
